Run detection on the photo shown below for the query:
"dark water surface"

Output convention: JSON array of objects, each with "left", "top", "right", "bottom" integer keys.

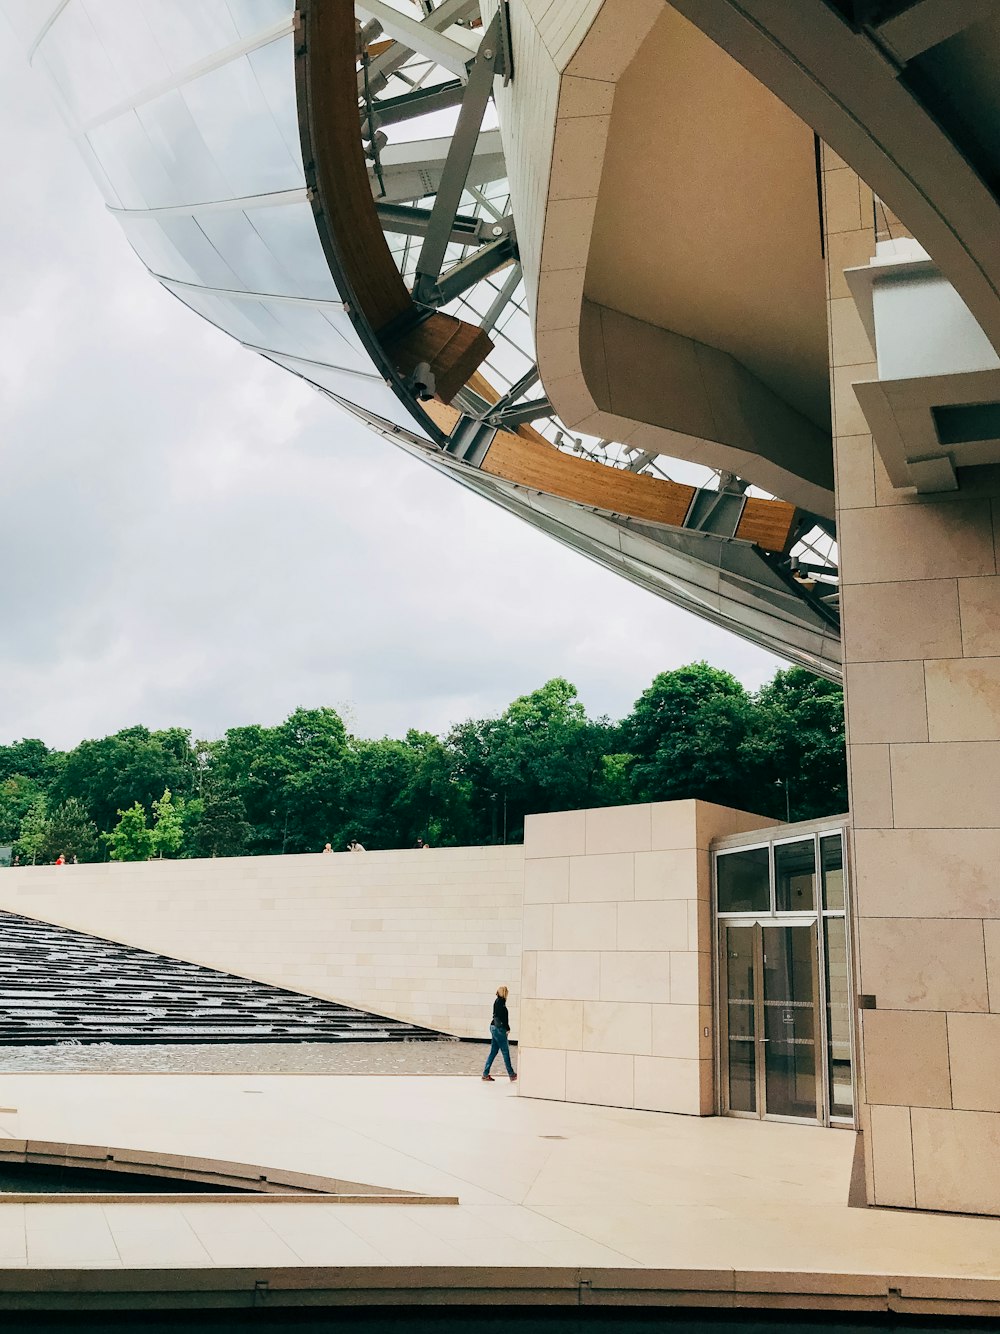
[{"left": 0, "top": 1040, "right": 486, "bottom": 1074}]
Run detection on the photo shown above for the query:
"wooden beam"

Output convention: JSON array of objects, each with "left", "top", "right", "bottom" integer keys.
[
  {"left": 296, "top": 2, "right": 493, "bottom": 406},
  {"left": 735, "top": 496, "right": 798, "bottom": 554},
  {"left": 386, "top": 313, "right": 494, "bottom": 406},
  {"left": 482, "top": 433, "right": 696, "bottom": 527}
]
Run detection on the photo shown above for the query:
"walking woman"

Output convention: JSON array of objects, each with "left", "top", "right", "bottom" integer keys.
[{"left": 482, "top": 985, "right": 517, "bottom": 1082}]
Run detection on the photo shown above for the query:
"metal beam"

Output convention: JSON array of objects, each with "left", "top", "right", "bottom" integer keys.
[
  {"left": 370, "top": 78, "right": 465, "bottom": 128},
  {"left": 413, "top": 14, "right": 504, "bottom": 304},
  {"left": 874, "top": 0, "right": 996, "bottom": 60},
  {"left": 626, "top": 451, "right": 656, "bottom": 473},
  {"left": 359, "top": 0, "right": 480, "bottom": 95},
  {"left": 443, "top": 414, "right": 498, "bottom": 467},
  {"left": 375, "top": 201, "right": 498, "bottom": 246},
  {"left": 355, "top": 0, "right": 479, "bottom": 81},
  {"left": 489, "top": 396, "right": 553, "bottom": 429},
  {"left": 486, "top": 365, "right": 539, "bottom": 416},
  {"left": 372, "top": 130, "right": 505, "bottom": 204},
  {"left": 479, "top": 263, "right": 522, "bottom": 335},
  {"left": 431, "top": 231, "right": 517, "bottom": 306}
]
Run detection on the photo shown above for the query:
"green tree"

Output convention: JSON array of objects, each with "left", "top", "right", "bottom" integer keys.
[
  {"left": 448, "top": 679, "right": 615, "bottom": 842},
  {"left": 742, "top": 667, "right": 847, "bottom": 821},
  {"left": 0, "top": 738, "right": 57, "bottom": 787},
  {"left": 339, "top": 737, "right": 418, "bottom": 850},
  {"left": 151, "top": 788, "right": 184, "bottom": 859},
  {"left": 180, "top": 783, "right": 251, "bottom": 859},
  {"left": 213, "top": 707, "right": 350, "bottom": 854},
  {"left": 397, "top": 730, "right": 473, "bottom": 847},
  {"left": 0, "top": 775, "right": 45, "bottom": 846},
  {"left": 54, "top": 726, "right": 197, "bottom": 834},
  {"left": 16, "top": 797, "right": 50, "bottom": 865},
  {"left": 104, "top": 802, "right": 155, "bottom": 862},
  {"left": 39, "top": 798, "right": 100, "bottom": 863},
  {"left": 622, "top": 663, "right": 755, "bottom": 810},
  {"left": 595, "top": 752, "right": 633, "bottom": 807}
]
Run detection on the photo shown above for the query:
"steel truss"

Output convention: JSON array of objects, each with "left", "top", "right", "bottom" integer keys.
[{"left": 348, "top": 0, "right": 841, "bottom": 676}]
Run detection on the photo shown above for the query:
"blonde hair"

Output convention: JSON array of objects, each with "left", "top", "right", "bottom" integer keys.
[{"left": 496, "top": 985, "right": 508, "bottom": 999}]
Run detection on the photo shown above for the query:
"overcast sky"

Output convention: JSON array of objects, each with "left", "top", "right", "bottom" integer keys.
[{"left": 0, "top": 24, "right": 783, "bottom": 752}]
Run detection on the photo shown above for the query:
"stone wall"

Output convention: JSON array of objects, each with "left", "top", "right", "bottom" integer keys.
[
  {"left": 517, "top": 800, "right": 772, "bottom": 1114},
  {"left": 827, "top": 149, "right": 1000, "bottom": 1215},
  {"left": 0, "top": 847, "right": 523, "bottom": 1040}
]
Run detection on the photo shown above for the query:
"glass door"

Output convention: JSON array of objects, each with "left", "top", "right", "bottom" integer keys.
[
  {"left": 761, "top": 922, "right": 819, "bottom": 1121},
  {"left": 722, "top": 924, "right": 758, "bottom": 1115},
  {"left": 720, "top": 920, "right": 820, "bottom": 1122}
]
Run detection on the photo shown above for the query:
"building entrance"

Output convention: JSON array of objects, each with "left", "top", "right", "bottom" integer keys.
[{"left": 715, "top": 826, "right": 854, "bottom": 1127}]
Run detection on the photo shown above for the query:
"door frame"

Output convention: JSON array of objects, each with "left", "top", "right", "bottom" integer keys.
[
  {"left": 713, "top": 821, "right": 857, "bottom": 1129},
  {"left": 719, "top": 917, "right": 823, "bottom": 1124}
]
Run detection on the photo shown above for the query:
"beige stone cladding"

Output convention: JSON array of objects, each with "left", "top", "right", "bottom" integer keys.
[
  {"left": 0, "top": 847, "right": 523, "bottom": 1039},
  {"left": 519, "top": 800, "right": 774, "bottom": 1114},
  {"left": 828, "top": 149, "right": 1000, "bottom": 1214}
]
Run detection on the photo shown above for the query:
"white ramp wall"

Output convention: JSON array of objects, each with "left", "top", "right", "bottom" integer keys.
[{"left": 0, "top": 848, "right": 523, "bottom": 1039}]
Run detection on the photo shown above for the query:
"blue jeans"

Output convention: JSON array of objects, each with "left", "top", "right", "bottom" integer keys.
[{"left": 483, "top": 1023, "right": 514, "bottom": 1077}]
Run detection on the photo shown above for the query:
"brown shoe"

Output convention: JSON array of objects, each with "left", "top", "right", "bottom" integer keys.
[
  {"left": 509, "top": 1073, "right": 517, "bottom": 1082},
  {"left": 481, "top": 1075, "right": 494, "bottom": 1082}
]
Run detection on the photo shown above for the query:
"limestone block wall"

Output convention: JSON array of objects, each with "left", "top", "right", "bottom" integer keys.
[
  {"left": 827, "top": 149, "right": 1000, "bottom": 1215},
  {"left": 517, "top": 800, "right": 773, "bottom": 1114},
  {"left": 0, "top": 848, "right": 523, "bottom": 1039}
]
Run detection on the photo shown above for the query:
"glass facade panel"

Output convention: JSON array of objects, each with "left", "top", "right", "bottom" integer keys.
[
  {"left": 22, "top": 1, "right": 432, "bottom": 464},
  {"left": 196, "top": 209, "right": 303, "bottom": 295},
  {"left": 717, "top": 847, "right": 769, "bottom": 914},
  {"left": 36, "top": 5, "right": 128, "bottom": 124},
  {"left": 83, "top": 0, "right": 173, "bottom": 98},
  {"left": 244, "top": 203, "right": 339, "bottom": 300},
  {"left": 166, "top": 284, "right": 275, "bottom": 346},
  {"left": 181, "top": 41, "right": 301, "bottom": 197},
  {"left": 824, "top": 916, "right": 854, "bottom": 1118},
  {"left": 119, "top": 215, "right": 242, "bottom": 289},
  {"left": 266, "top": 354, "right": 430, "bottom": 436},
  {"left": 716, "top": 824, "right": 852, "bottom": 1127},
  {"left": 137, "top": 89, "right": 234, "bottom": 203},
  {"left": 139, "top": 2, "right": 243, "bottom": 74},
  {"left": 774, "top": 838, "right": 815, "bottom": 912},
  {"left": 87, "top": 113, "right": 171, "bottom": 210},
  {"left": 0, "top": 0, "right": 64, "bottom": 44},
  {"left": 821, "top": 834, "right": 845, "bottom": 910},
  {"left": 247, "top": 36, "right": 303, "bottom": 164},
  {"left": 724, "top": 925, "right": 756, "bottom": 1114},
  {"left": 762, "top": 924, "right": 818, "bottom": 1120},
  {"left": 227, "top": 0, "right": 295, "bottom": 41}
]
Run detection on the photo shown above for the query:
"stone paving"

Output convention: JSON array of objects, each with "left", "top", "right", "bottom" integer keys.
[
  {"left": 0, "top": 1041, "right": 489, "bottom": 1075},
  {"left": 2, "top": 1069, "right": 1000, "bottom": 1316}
]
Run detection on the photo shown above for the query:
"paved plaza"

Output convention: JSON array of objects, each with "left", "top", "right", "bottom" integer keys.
[{"left": 0, "top": 1071, "right": 999, "bottom": 1314}]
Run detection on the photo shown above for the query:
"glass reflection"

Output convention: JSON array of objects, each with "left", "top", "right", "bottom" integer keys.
[
  {"left": 717, "top": 847, "right": 769, "bottom": 914},
  {"left": 774, "top": 839, "right": 815, "bottom": 912},
  {"left": 762, "top": 924, "right": 818, "bottom": 1120},
  {"left": 724, "top": 925, "right": 756, "bottom": 1114},
  {"left": 821, "top": 834, "right": 844, "bottom": 910}
]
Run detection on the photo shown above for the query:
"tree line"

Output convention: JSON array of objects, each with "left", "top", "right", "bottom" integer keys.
[{"left": 0, "top": 663, "right": 847, "bottom": 863}]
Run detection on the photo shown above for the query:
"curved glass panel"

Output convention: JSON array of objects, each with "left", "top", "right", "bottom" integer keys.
[
  {"left": 2, "top": 0, "right": 63, "bottom": 44},
  {"left": 5, "top": 0, "right": 431, "bottom": 443},
  {"left": 3, "top": 0, "right": 840, "bottom": 644}
]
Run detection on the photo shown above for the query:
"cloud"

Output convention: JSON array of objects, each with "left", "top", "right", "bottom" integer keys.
[{"left": 0, "top": 26, "right": 783, "bottom": 752}]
